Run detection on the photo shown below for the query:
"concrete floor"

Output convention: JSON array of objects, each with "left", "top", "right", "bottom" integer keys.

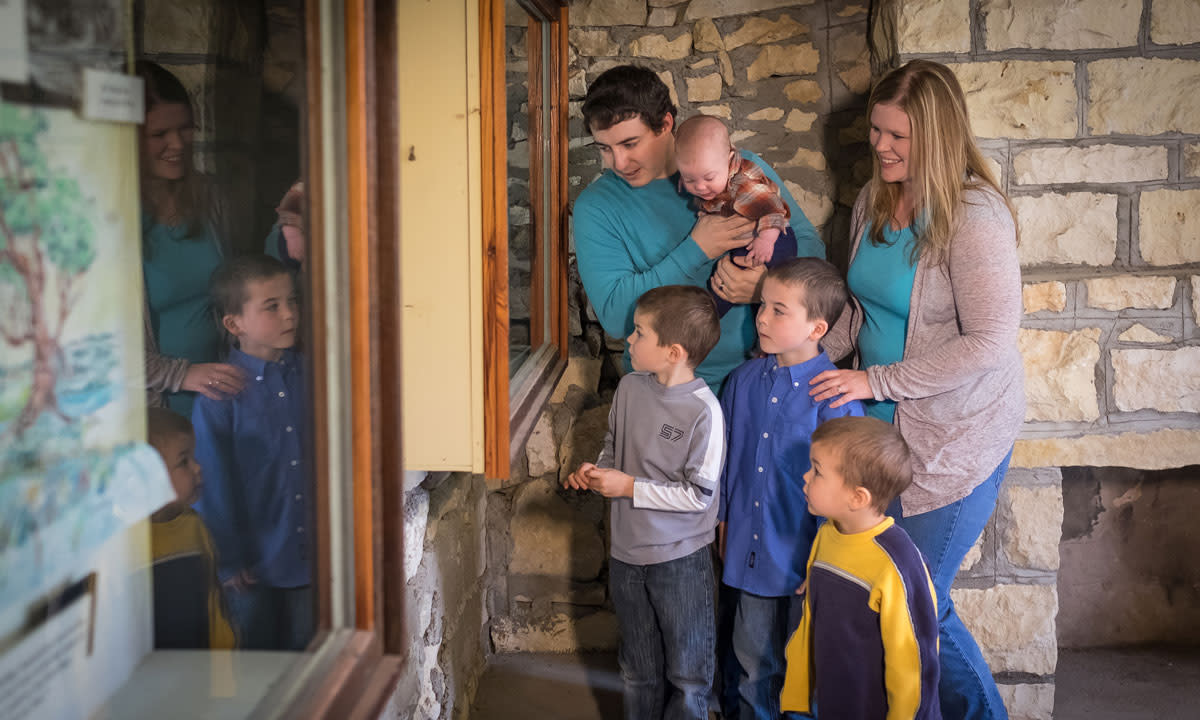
[{"left": 470, "top": 647, "right": 1200, "bottom": 719}]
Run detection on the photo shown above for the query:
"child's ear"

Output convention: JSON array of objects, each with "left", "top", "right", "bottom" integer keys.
[
  {"left": 808, "top": 318, "right": 829, "bottom": 342},
  {"left": 667, "top": 343, "right": 687, "bottom": 365},
  {"left": 849, "top": 485, "right": 873, "bottom": 511},
  {"left": 222, "top": 313, "right": 243, "bottom": 338}
]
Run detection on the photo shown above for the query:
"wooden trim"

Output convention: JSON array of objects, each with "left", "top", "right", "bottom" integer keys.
[
  {"left": 481, "top": 0, "right": 511, "bottom": 480},
  {"left": 517, "top": 0, "right": 559, "bottom": 21},
  {"left": 552, "top": 4, "right": 569, "bottom": 354},
  {"left": 304, "top": 0, "right": 333, "bottom": 633},
  {"left": 373, "top": 0, "right": 407, "bottom": 657},
  {"left": 527, "top": 17, "right": 545, "bottom": 350}
]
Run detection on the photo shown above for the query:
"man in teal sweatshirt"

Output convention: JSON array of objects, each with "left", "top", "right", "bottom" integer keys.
[{"left": 574, "top": 64, "right": 824, "bottom": 394}]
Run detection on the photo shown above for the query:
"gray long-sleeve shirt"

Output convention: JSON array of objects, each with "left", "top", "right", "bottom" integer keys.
[{"left": 598, "top": 372, "right": 726, "bottom": 566}]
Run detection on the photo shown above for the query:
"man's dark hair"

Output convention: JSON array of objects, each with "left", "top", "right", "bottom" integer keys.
[
  {"left": 582, "top": 65, "right": 676, "bottom": 134},
  {"left": 634, "top": 285, "right": 720, "bottom": 369},
  {"left": 811, "top": 416, "right": 913, "bottom": 514},
  {"left": 764, "top": 257, "right": 849, "bottom": 327},
  {"left": 209, "top": 254, "right": 292, "bottom": 347}
]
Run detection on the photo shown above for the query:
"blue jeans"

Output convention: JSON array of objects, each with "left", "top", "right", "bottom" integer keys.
[
  {"left": 718, "top": 587, "right": 806, "bottom": 720},
  {"left": 610, "top": 547, "right": 715, "bottom": 720},
  {"left": 228, "top": 584, "right": 314, "bottom": 651},
  {"left": 891, "top": 450, "right": 1013, "bottom": 720}
]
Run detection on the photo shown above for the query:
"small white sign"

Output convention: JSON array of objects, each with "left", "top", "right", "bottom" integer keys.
[
  {"left": 82, "top": 68, "right": 144, "bottom": 124},
  {"left": 0, "top": 0, "right": 28, "bottom": 84}
]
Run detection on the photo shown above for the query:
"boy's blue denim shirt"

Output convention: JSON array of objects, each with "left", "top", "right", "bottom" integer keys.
[
  {"left": 718, "top": 351, "right": 863, "bottom": 597},
  {"left": 193, "top": 347, "right": 311, "bottom": 588}
]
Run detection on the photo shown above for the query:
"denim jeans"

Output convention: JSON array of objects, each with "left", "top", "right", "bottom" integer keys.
[
  {"left": 717, "top": 587, "right": 806, "bottom": 720},
  {"left": 610, "top": 547, "right": 715, "bottom": 720},
  {"left": 228, "top": 584, "right": 314, "bottom": 651},
  {"left": 891, "top": 450, "right": 1013, "bottom": 720}
]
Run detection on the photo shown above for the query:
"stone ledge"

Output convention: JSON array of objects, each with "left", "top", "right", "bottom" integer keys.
[
  {"left": 997, "top": 682, "right": 1055, "bottom": 720},
  {"left": 952, "top": 584, "right": 1057, "bottom": 674},
  {"left": 1014, "top": 429, "right": 1200, "bottom": 469}
]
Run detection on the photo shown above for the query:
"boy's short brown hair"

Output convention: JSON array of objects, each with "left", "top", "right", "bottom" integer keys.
[
  {"left": 147, "top": 406, "right": 193, "bottom": 451},
  {"left": 209, "top": 254, "right": 292, "bottom": 345},
  {"left": 635, "top": 285, "right": 721, "bottom": 369},
  {"left": 764, "top": 257, "right": 848, "bottom": 327},
  {"left": 811, "top": 416, "right": 912, "bottom": 514}
]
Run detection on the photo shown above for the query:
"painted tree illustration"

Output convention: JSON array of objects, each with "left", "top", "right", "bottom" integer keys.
[{"left": 0, "top": 106, "right": 96, "bottom": 436}]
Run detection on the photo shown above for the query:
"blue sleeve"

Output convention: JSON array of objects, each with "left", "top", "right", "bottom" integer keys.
[
  {"left": 191, "top": 397, "right": 246, "bottom": 579},
  {"left": 740, "top": 150, "right": 824, "bottom": 261},
  {"left": 574, "top": 193, "right": 712, "bottom": 341},
  {"left": 817, "top": 396, "right": 865, "bottom": 426}
]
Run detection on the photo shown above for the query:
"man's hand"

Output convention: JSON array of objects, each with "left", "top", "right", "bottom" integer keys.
[
  {"left": 692, "top": 214, "right": 755, "bottom": 260},
  {"left": 710, "top": 253, "right": 767, "bottom": 305},
  {"left": 586, "top": 467, "right": 635, "bottom": 498}
]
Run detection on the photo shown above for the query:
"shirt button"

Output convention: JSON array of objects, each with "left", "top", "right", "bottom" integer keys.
[
  {"left": 297, "top": 526, "right": 304, "bottom": 533},
  {"left": 771, "top": 397, "right": 778, "bottom": 403},
  {"left": 754, "top": 501, "right": 760, "bottom": 508},
  {"left": 286, "top": 426, "right": 294, "bottom": 432},
  {"left": 278, "top": 391, "right": 286, "bottom": 398},
  {"left": 762, "top": 432, "right": 769, "bottom": 438},
  {"left": 757, "top": 466, "right": 763, "bottom": 473},
  {"left": 256, "top": 375, "right": 264, "bottom": 381},
  {"left": 291, "top": 459, "right": 299, "bottom": 466},
  {"left": 793, "top": 381, "right": 799, "bottom": 387},
  {"left": 753, "top": 534, "right": 759, "bottom": 540},
  {"left": 295, "top": 494, "right": 302, "bottom": 501}
]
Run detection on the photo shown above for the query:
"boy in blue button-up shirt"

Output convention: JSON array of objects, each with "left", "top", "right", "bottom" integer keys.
[
  {"left": 193, "top": 254, "right": 312, "bottom": 651},
  {"left": 717, "top": 258, "right": 863, "bottom": 719}
]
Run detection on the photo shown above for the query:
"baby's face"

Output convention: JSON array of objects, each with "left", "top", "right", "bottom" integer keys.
[{"left": 677, "top": 144, "right": 733, "bottom": 201}]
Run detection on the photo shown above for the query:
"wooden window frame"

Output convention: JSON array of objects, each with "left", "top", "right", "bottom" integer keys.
[
  {"left": 481, "top": 0, "right": 570, "bottom": 481},
  {"left": 266, "top": 1, "right": 404, "bottom": 716}
]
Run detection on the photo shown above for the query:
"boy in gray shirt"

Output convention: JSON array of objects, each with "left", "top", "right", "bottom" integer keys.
[{"left": 565, "top": 285, "right": 725, "bottom": 720}]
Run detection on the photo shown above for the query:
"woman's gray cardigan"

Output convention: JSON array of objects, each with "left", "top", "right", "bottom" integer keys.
[{"left": 824, "top": 185, "right": 1025, "bottom": 515}]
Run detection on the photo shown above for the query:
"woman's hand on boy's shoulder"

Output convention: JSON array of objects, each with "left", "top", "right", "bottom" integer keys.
[{"left": 184, "top": 362, "right": 247, "bottom": 401}]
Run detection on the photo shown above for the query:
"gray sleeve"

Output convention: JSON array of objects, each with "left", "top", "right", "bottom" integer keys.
[{"left": 632, "top": 394, "right": 725, "bottom": 513}]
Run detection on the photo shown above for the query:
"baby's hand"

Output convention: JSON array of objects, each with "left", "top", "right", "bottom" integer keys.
[{"left": 745, "top": 228, "right": 779, "bottom": 266}]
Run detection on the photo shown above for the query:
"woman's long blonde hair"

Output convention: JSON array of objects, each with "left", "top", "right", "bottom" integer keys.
[{"left": 865, "top": 59, "right": 1016, "bottom": 265}]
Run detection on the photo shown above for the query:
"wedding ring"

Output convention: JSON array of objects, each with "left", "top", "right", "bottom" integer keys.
[{"left": 719, "top": 282, "right": 726, "bottom": 291}]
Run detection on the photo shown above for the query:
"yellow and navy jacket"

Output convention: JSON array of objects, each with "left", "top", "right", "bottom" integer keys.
[{"left": 781, "top": 517, "right": 940, "bottom": 719}]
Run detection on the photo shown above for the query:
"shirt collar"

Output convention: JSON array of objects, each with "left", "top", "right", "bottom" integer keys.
[
  {"left": 228, "top": 346, "right": 298, "bottom": 375},
  {"left": 765, "top": 351, "right": 828, "bottom": 384}
]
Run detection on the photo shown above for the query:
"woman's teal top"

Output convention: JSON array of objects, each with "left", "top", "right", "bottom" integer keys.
[
  {"left": 846, "top": 223, "right": 917, "bottom": 424},
  {"left": 143, "top": 217, "right": 223, "bottom": 416}
]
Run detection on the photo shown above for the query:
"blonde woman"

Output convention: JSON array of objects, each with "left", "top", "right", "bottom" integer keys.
[{"left": 810, "top": 59, "right": 1024, "bottom": 719}]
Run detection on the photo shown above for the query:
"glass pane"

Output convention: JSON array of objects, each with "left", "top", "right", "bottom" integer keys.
[{"left": 0, "top": 2, "right": 335, "bottom": 717}]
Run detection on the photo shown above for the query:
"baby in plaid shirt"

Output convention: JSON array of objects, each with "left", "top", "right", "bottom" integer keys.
[{"left": 676, "top": 115, "right": 800, "bottom": 315}]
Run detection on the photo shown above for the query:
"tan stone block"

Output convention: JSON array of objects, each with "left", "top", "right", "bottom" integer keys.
[
  {"left": 693, "top": 17, "right": 724, "bottom": 52},
  {"left": 1193, "top": 276, "right": 1200, "bottom": 324},
  {"left": 1118, "top": 324, "right": 1173, "bottom": 344},
  {"left": 687, "top": 73, "right": 723, "bottom": 103},
  {"left": 997, "top": 683, "right": 1055, "bottom": 720},
  {"left": 984, "top": 156, "right": 1004, "bottom": 186},
  {"left": 1089, "top": 59, "right": 1200, "bottom": 135},
  {"left": 718, "top": 50, "right": 736, "bottom": 86},
  {"left": 961, "top": 533, "right": 985, "bottom": 572},
  {"left": 648, "top": 6, "right": 680, "bottom": 27},
  {"left": 685, "top": 0, "right": 815, "bottom": 21},
  {"left": 784, "top": 79, "right": 823, "bottom": 104},
  {"left": 550, "top": 356, "right": 603, "bottom": 403},
  {"left": 571, "top": 0, "right": 648, "bottom": 27},
  {"left": 526, "top": 410, "right": 558, "bottom": 478},
  {"left": 691, "top": 58, "right": 716, "bottom": 70},
  {"left": 569, "top": 29, "right": 620, "bottom": 56},
  {"left": 1113, "top": 348, "right": 1200, "bottom": 413},
  {"left": 1004, "top": 485, "right": 1063, "bottom": 570},
  {"left": 837, "top": 4, "right": 867, "bottom": 18},
  {"left": 982, "top": 0, "right": 1139, "bottom": 50},
  {"left": 1013, "top": 429, "right": 1200, "bottom": 469},
  {"left": 1013, "top": 145, "right": 1168, "bottom": 185},
  {"left": 1185, "top": 144, "right": 1200, "bottom": 179},
  {"left": 898, "top": 0, "right": 970, "bottom": 54},
  {"left": 724, "top": 14, "right": 808, "bottom": 50},
  {"left": 1085, "top": 276, "right": 1176, "bottom": 310},
  {"left": 951, "top": 62, "right": 1077, "bottom": 139},
  {"left": 630, "top": 32, "right": 693, "bottom": 60},
  {"left": 1019, "top": 328, "right": 1102, "bottom": 422},
  {"left": 699, "top": 105, "right": 732, "bottom": 119},
  {"left": 568, "top": 69, "right": 588, "bottom": 99},
  {"left": 839, "top": 60, "right": 871, "bottom": 94},
  {"left": 784, "top": 181, "right": 835, "bottom": 228},
  {"left": 490, "top": 611, "right": 618, "bottom": 653},
  {"left": 1139, "top": 189, "right": 1200, "bottom": 265},
  {"left": 784, "top": 110, "right": 816, "bottom": 133},
  {"left": 781, "top": 147, "right": 827, "bottom": 171},
  {"left": 730, "top": 130, "right": 756, "bottom": 144},
  {"left": 509, "top": 481, "right": 605, "bottom": 580},
  {"left": 1014, "top": 193, "right": 1118, "bottom": 267},
  {"left": 747, "top": 44, "right": 820, "bottom": 82},
  {"left": 1151, "top": 0, "right": 1200, "bottom": 45},
  {"left": 951, "top": 584, "right": 1058, "bottom": 674},
  {"left": 747, "top": 107, "right": 784, "bottom": 122},
  {"left": 1023, "top": 282, "right": 1067, "bottom": 314},
  {"left": 657, "top": 70, "right": 681, "bottom": 110}
]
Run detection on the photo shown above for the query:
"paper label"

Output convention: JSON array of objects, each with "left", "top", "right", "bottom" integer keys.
[{"left": 81, "top": 68, "right": 144, "bottom": 124}]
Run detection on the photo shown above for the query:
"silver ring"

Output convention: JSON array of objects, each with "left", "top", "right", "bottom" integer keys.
[{"left": 719, "top": 282, "right": 726, "bottom": 291}]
